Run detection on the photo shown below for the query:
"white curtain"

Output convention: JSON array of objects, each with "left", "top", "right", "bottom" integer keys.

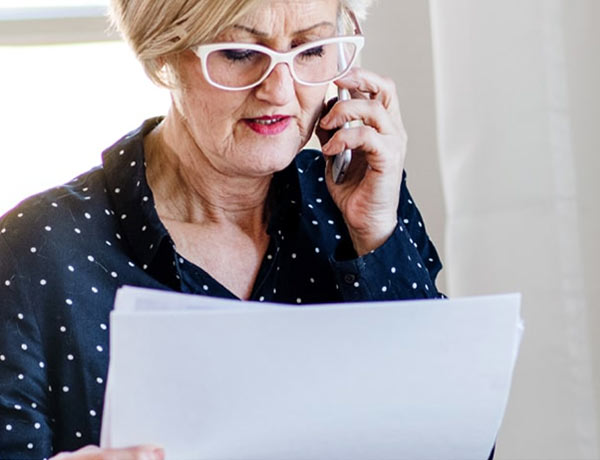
[{"left": 429, "top": 1, "right": 600, "bottom": 459}]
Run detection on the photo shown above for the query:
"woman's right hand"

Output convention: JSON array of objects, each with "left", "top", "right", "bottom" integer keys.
[{"left": 50, "top": 444, "right": 165, "bottom": 460}]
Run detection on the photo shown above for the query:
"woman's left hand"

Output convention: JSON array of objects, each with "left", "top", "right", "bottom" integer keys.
[{"left": 317, "top": 67, "right": 407, "bottom": 256}]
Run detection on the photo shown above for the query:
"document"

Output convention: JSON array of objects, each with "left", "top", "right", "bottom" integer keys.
[{"left": 101, "top": 287, "right": 523, "bottom": 460}]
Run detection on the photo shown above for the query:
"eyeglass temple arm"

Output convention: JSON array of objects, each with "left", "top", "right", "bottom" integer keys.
[{"left": 346, "top": 9, "right": 364, "bottom": 36}]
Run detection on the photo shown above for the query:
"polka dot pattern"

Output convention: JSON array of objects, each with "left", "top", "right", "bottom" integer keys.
[{"left": 0, "top": 118, "right": 443, "bottom": 458}]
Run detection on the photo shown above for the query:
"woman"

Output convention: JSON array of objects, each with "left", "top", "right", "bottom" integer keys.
[{"left": 0, "top": 0, "right": 443, "bottom": 458}]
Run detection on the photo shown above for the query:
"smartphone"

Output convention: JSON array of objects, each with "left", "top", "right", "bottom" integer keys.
[
  {"left": 331, "top": 87, "right": 352, "bottom": 184},
  {"left": 331, "top": 38, "right": 353, "bottom": 184}
]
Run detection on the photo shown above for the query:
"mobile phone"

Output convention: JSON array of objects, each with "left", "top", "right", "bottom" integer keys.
[{"left": 331, "top": 87, "right": 352, "bottom": 184}]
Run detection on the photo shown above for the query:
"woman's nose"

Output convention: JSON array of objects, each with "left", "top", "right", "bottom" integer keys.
[{"left": 254, "top": 62, "right": 296, "bottom": 105}]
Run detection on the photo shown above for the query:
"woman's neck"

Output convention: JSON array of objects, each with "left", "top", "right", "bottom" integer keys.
[{"left": 144, "top": 109, "right": 272, "bottom": 234}]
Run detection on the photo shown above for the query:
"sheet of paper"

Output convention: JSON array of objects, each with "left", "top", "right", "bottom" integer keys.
[{"left": 101, "top": 287, "right": 523, "bottom": 460}]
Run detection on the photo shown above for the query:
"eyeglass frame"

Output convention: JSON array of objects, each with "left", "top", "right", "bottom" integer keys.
[{"left": 191, "top": 9, "right": 365, "bottom": 91}]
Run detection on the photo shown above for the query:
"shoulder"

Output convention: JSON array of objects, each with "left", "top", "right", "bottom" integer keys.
[{"left": 0, "top": 165, "right": 117, "bottom": 264}]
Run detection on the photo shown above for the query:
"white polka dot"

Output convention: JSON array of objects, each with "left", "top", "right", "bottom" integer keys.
[
  {"left": 291, "top": 253, "right": 297, "bottom": 259},
  {"left": 381, "top": 286, "right": 388, "bottom": 292},
  {"left": 75, "top": 431, "right": 82, "bottom": 438},
  {"left": 4, "top": 280, "right": 10, "bottom": 287},
  {"left": 391, "top": 267, "right": 397, "bottom": 274},
  {"left": 267, "top": 254, "right": 273, "bottom": 260},
  {"left": 39, "top": 362, "right": 45, "bottom": 368},
  {"left": 408, "top": 199, "right": 413, "bottom": 204},
  {"left": 312, "top": 220, "right": 318, "bottom": 226},
  {"left": 18, "top": 374, "right": 24, "bottom": 380},
  {"left": 21, "top": 343, "right": 28, "bottom": 351},
  {"left": 5, "top": 424, "right": 12, "bottom": 431},
  {"left": 30, "top": 247, "right": 37, "bottom": 253},
  {"left": 27, "top": 443, "right": 34, "bottom": 449},
  {"left": 84, "top": 213, "right": 91, "bottom": 220},
  {"left": 90, "top": 409, "right": 97, "bottom": 417},
  {"left": 0, "top": 354, "right": 5, "bottom": 361},
  {"left": 105, "top": 240, "right": 112, "bottom": 246},
  {"left": 67, "top": 354, "right": 74, "bottom": 361},
  {"left": 259, "top": 296, "right": 265, "bottom": 302},
  {"left": 141, "top": 225, "right": 147, "bottom": 232},
  {"left": 353, "top": 281, "right": 360, "bottom": 288},
  {"left": 203, "top": 285, "right": 209, "bottom": 291},
  {"left": 128, "top": 261, "right": 135, "bottom": 268},
  {"left": 403, "top": 219, "right": 409, "bottom": 224},
  {"left": 40, "top": 279, "right": 47, "bottom": 286},
  {"left": 273, "top": 288, "right": 277, "bottom": 294},
  {"left": 34, "top": 422, "right": 41, "bottom": 429},
  {"left": 91, "top": 287, "right": 98, "bottom": 294},
  {"left": 412, "top": 283, "right": 418, "bottom": 290},
  {"left": 0, "top": 228, "right": 5, "bottom": 233},
  {"left": 316, "top": 198, "right": 323, "bottom": 203},
  {"left": 74, "top": 228, "right": 81, "bottom": 234},
  {"left": 14, "top": 404, "right": 22, "bottom": 410},
  {"left": 335, "top": 234, "right": 341, "bottom": 240},
  {"left": 17, "top": 313, "right": 24, "bottom": 320},
  {"left": 68, "top": 265, "right": 75, "bottom": 272},
  {"left": 110, "top": 272, "right": 118, "bottom": 278},
  {"left": 119, "top": 149, "right": 125, "bottom": 155},
  {"left": 60, "top": 326, "right": 67, "bottom": 332},
  {"left": 96, "top": 345, "right": 103, "bottom": 352},
  {"left": 308, "top": 204, "right": 314, "bottom": 209},
  {"left": 417, "top": 263, "right": 422, "bottom": 269},
  {"left": 296, "top": 298, "right": 302, "bottom": 304},
  {"left": 44, "top": 226, "right": 52, "bottom": 232},
  {"left": 62, "top": 386, "right": 69, "bottom": 392},
  {"left": 318, "top": 176, "right": 324, "bottom": 182},
  {"left": 121, "top": 214, "right": 127, "bottom": 220},
  {"left": 88, "top": 255, "right": 95, "bottom": 262},
  {"left": 96, "top": 377, "right": 103, "bottom": 384},
  {"left": 31, "top": 402, "right": 37, "bottom": 408},
  {"left": 310, "top": 278, "right": 315, "bottom": 284},
  {"left": 65, "top": 299, "right": 73, "bottom": 306},
  {"left": 142, "top": 196, "right": 149, "bottom": 202},
  {"left": 315, "top": 247, "right": 320, "bottom": 253},
  {"left": 425, "top": 284, "right": 430, "bottom": 291},
  {"left": 114, "top": 188, "right": 121, "bottom": 194},
  {"left": 130, "top": 161, "right": 136, "bottom": 167},
  {"left": 327, "top": 220, "right": 334, "bottom": 225},
  {"left": 17, "top": 212, "right": 23, "bottom": 218},
  {"left": 100, "top": 323, "right": 107, "bottom": 330}
]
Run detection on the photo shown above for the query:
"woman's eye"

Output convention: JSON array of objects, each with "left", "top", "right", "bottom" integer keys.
[
  {"left": 221, "top": 49, "right": 257, "bottom": 62},
  {"left": 299, "top": 45, "right": 325, "bottom": 59}
]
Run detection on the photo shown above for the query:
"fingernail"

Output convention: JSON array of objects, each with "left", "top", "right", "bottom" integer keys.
[
  {"left": 151, "top": 447, "right": 165, "bottom": 460},
  {"left": 320, "top": 117, "right": 330, "bottom": 128}
]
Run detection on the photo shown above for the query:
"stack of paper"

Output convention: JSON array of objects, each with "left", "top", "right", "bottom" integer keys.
[{"left": 101, "top": 287, "right": 523, "bottom": 460}]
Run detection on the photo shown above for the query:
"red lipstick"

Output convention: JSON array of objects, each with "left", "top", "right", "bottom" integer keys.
[{"left": 244, "top": 115, "right": 291, "bottom": 135}]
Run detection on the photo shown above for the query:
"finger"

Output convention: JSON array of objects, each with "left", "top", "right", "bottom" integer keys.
[
  {"left": 51, "top": 445, "right": 165, "bottom": 460},
  {"left": 315, "top": 97, "right": 339, "bottom": 146},
  {"left": 322, "top": 126, "right": 396, "bottom": 174},
  {"left": 335, "top": 67, "right": 400, "bottom": 113},
  {"left": 319, "top": 98, "right": 397, "bottom": 134}
]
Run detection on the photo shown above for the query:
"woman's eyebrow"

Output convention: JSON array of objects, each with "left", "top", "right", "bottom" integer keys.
[{"left": 232, "top": 21, "right": 336, "bottom": 38}]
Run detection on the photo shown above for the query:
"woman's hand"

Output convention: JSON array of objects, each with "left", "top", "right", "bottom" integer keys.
[
  {"left": 50, "top": 444, "right": 165, "bottom": 460},
  {"left": 317, "top": 67, "right": 407, "bottom": 256}
]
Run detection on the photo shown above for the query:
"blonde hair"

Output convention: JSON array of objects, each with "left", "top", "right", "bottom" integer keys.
[{"left": 109, "top": 0, "right": 374, "bottom": 87}]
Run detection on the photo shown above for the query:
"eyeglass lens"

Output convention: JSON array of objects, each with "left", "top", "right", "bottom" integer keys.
[{"left": 205, "top": 41, "right": 358, "bottom": 89}]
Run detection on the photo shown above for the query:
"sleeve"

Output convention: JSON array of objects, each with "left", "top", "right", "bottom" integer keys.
[
  {"left": 0, "top": 233, "right": 54, "bottom": 459},
  {"left": 330, "top": 172, "right": 445, "bottom": 302}
]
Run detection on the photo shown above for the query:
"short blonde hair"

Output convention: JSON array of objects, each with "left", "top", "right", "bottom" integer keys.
[{"left": 109, "top": 0, "right": 374, "bottom": 87}]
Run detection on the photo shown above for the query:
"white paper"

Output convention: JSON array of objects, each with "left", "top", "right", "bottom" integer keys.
[{"left": 101, "top": 286, "right": 522, "bottom": 460}]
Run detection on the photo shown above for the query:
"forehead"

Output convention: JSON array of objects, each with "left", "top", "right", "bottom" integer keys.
[{"left": 236, "top": 0, "right": 340, "bottom": 36}]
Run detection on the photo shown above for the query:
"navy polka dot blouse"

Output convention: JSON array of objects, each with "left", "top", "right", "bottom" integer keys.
[{"left": 0, "top": 117, "right": 443, "bottom": 459}]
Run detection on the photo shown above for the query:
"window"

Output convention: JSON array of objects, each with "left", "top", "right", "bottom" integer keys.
[{"left": 0, "top": 5, "right": 168, "bottom": 215}]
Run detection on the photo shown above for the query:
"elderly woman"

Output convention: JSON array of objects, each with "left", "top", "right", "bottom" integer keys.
[{"left": 0, "top": 0, "right": 443, "bottom": 458}]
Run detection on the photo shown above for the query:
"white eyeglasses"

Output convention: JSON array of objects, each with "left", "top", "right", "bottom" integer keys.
[{"left": 191, "top": 11, "right": 365, "bottom": 91}]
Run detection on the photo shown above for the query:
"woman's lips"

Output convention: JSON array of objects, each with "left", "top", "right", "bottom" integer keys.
[{"left": 244, "top": 115, "right": 292, "bottom": 135}]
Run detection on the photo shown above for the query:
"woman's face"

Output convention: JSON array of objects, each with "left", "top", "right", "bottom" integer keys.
[{"left": 171, "top": 0, "right": 339, "bottom": 178}]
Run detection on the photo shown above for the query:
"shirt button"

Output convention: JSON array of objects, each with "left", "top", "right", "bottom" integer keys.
[{"left": 344, "top": 274, "right": 357, "bottom": 284}]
